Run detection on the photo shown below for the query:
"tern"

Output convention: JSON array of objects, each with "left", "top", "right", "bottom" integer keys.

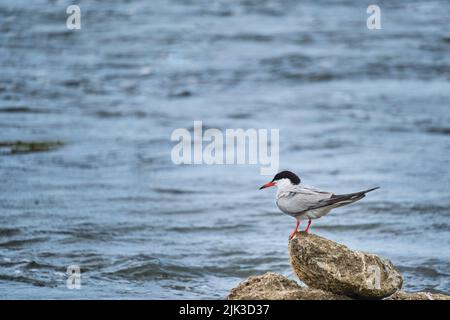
[{"left": 259, "top": 171, "right": 379, "bottom": 240}]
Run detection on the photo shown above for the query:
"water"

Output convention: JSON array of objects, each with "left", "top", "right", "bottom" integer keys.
[{"left": 0, "top": 0, "right": 449, "bottom": 299}]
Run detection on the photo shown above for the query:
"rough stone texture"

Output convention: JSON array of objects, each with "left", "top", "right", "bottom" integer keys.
[
  {"left": 228, "top": 272, "right": 350, "bottom": 300},
  {"left": 388, "top": 291, "right": 450, "bottom": 300},
  {"left": 289, "top": 231, "right": 403, "bottom": 299}
]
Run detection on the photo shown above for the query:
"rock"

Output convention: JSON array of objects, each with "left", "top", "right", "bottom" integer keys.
[
  {"left": 289, "top": 231, "right": 403, "bottom": 299},
  {"left": 227, "top": 272, "right": 350, "bottom": 300},
  {"left": 388, "top": 291, "right": 450, "bottom": 300},
  {"left": 0, "top": 140, "right": 64, "bottom": 155}
]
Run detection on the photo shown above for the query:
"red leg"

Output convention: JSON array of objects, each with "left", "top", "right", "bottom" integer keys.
[
  {"left": 289, "top": 220, "right": 301, "bottom": 240},
  {"left": 305, "top": 219, "right": 312, "bottom": 233}
]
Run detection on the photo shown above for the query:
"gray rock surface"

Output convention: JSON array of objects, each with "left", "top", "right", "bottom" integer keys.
[
  {"left": 289, "top": 231, "right": 403, "bottom": 299},
  {"left": 228, "top": 272, "right": 350, "bottom": 300},
  {"left": 388, "top": 290, "right": 450, "bottom": 300}
]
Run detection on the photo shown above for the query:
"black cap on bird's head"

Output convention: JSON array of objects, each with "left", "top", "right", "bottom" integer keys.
[
  {"left": 259, "top": 171, "right": 301, "bottom": 189},
  {"left": 272, "top": 171, "right": 301, "bottom": 184}
]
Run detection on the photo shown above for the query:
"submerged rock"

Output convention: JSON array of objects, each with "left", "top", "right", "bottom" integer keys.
[
  {"left": 289, "top": 232, "right": 403, "bottom": 299},
  {"left": 228, "top": 272, "right": 350, "bottom": 300},
  {"left": 0, "top": 140, "right": 64, "bottom": 155},
  {"left": 389, "top": 291, "right": 450, "bottom": 300}
]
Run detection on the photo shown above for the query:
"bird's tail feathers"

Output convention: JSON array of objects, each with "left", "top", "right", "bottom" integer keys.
[
  {"left": 357, "top": 186, "right": 380, "bottom": 194},
  {"left": 331, "top": 187, "right": 379, "bottom": 207},
  {"left": 335, "top": 186, "right": 380, "bottom": 198}
]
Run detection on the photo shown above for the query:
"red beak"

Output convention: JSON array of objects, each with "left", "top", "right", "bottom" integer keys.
[{"left": 259, "top": 181, "right": 276, "bottom": 190}]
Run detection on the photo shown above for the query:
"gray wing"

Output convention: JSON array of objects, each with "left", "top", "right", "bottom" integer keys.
[{"left": 277, "top": 186, "right": 334, "bottom": 215}]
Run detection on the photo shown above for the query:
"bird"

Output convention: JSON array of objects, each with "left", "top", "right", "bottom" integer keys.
[{"left": 259, "top": 171, "right": 379, "bottom": 240}]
